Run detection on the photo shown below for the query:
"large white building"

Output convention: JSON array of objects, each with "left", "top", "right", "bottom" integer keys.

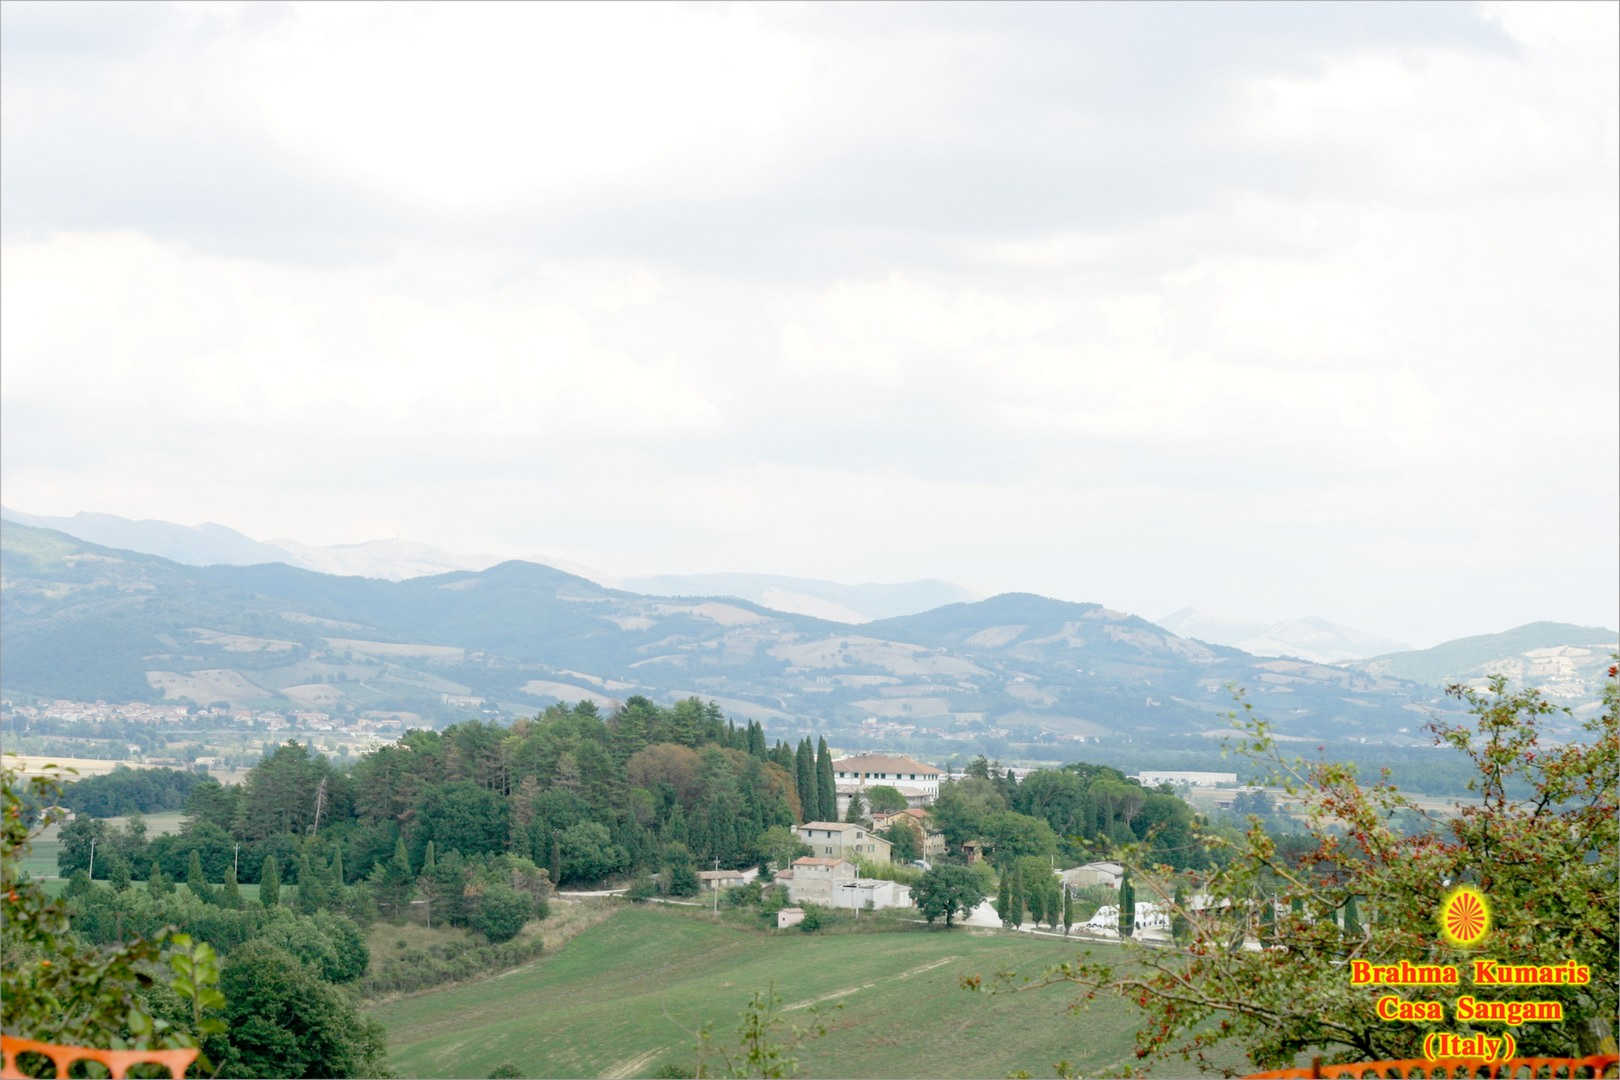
[{"left": 832, "top": 753, "right": 942, "bottom": 815}]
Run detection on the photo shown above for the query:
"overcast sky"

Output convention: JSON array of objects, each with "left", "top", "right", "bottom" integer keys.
[{"left": 2, "top": 1, "right": 1615, "bottom": 647}]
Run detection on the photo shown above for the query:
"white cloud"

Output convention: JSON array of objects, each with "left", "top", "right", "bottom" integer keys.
[{"left": 2, "top": 1, "right": 1614, "bottom": 646}]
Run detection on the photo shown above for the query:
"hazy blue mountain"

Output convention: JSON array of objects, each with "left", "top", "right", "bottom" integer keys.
[
  {"left": 1157, "top": 607, "right": 1409, "bottom": 664},
  {"left": 1, "top": 507, "right": 292, "bottom": 567},
  {"left": 622, "top": 572, "right": 977, "bottom": 623},
  {"left": 1, "top": 520, "right": 1459, "bottom": 741}
]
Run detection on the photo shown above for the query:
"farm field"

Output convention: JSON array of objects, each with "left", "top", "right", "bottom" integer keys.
[{"left": 371, "top": 904, "right": 1247, "bottom": 1078}]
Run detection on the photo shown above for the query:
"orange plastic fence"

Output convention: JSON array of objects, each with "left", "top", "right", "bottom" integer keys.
[
  {"left": 0, "top": 1035, "right": 198, "bottom": 1079},
  {"left": 1246, "top": 1053, "right": 1619, "bottom": 1079}
]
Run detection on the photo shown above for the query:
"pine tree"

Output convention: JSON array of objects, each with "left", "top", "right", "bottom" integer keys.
[
  {"left": 296, "top": 851, "right": 318, "bottom": 914},
  {"left": 374, "top": 835, "right": 414, "bottom": 919},
  {"left": 148, "top": 860, "right": 167, "bottom": 896},
  {"left": 423, "top": 840, "right": 437, "bottom": 872},
  {"left": 260, "top": 855, "right": 280, "bottom": 906},
  {"left": 815, "top": 738, "right": 835, "bottom": 824},
  {"left": 795, "top": 739, "right": 818, "bottom": 822}
]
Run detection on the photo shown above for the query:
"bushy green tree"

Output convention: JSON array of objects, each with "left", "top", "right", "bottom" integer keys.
[
  {"left": 473, "top": 882, "right": 532, "bottom": 944},
  {"left": 865, "top": 785, "right": 907, "bottom": 814},
  {"left": 217, "top": 940, "right": 388, "bottom": 1078},
  {"left": 914, "top": 864, "right": 988, "bottom": 927},
  {"left": 880, "top": 821, "right": 920, "bottom": 864}
]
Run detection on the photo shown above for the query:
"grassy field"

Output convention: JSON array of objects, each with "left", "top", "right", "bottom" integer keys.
[
  {"left": 18, "top": 812, "right": 188, "bottom": 880},
  {"left": 371, "top": 904, "right": 1249, "bottom": 1079}
]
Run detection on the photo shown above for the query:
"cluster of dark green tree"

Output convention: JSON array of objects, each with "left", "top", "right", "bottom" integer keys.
[
  {"left": 994, "top": 855, "right": 1070, "bottom": 931},
  {"left": 58, "top": 765, "right": 210, "bottom": 816},
  {"left": 929, "top": 757, "right": 1209, "bottom": 871}
]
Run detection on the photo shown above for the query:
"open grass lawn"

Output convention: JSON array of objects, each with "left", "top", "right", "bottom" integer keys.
[
  {"left": 371, "top": 904, "right": 1252, "bottom": 1079},
  {"left": 102, "top": 810, "right": 187, "bottom": 835}
]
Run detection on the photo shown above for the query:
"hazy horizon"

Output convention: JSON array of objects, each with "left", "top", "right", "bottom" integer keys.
[{"left": 3, "top": 2, "right": 1616, "bottom": 648}]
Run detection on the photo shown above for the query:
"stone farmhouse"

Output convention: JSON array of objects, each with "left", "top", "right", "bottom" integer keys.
[
  {"left": 775, "top": 856, "right": 912, "bottom": 912},
  {"left": 832, "top": 753, "right": 942, "bottom": 816},
  {"left": 797, "top": 821, "right": 892, "bottom": 864},
  {"left": 1060, "top": 861, "right": 1124, "bottom": 889}
]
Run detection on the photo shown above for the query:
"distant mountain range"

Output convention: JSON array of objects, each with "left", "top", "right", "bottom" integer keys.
[
  {"left": 0, "top": 508, "right": 967, "bottom": 623},
  {"left": 1, "top": 520, "right": 1463, "bottom": 742},
  {"left": 622, "top": 573, "right": 977, "bottom": 624},
  {"left": 1156, "top": 608, "right": 1410, "bottom": 664}
]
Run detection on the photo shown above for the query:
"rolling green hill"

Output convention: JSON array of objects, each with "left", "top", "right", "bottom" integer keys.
[{"left": 370, "top": 904, "right": 1236, "bottom": 1078}]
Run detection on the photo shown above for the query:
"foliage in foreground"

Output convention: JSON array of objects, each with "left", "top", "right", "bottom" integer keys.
[
  {"left": 2, "top": 763, "right": 222, "bottom": 1066},
  {"left": 977, "top": 671, "right": 1619, "bottom": 1072}
]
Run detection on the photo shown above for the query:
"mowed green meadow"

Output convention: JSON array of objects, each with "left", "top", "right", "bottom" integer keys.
[{"left": 371, "top": 905, "right": 1234, "bottom": 1079}]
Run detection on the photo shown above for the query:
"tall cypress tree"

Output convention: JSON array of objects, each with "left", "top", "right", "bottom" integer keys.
[
  {"left": 187, "top": 850, "right": 211, "bottom": 902},
  {"left": 260, "top": 855, "right": 280, "bottom": 906},
  {"left": 815, "top": 738, "right": 835, "bottom": 824},
  {"left": 1009, "top": 868, "right": 1027, "bottom": 929},
  {"left": 795, "top": 739, "right": 818, "bottom": 822},
  {"left": 1342, "top": 894, "right": 1362, "bottom": 938},
  {"left": 221, "top": 863, "right": 243, "bottom": 908},
  {"left": 996, "top": 872, "right": 1012, "bottom": 926},
  {"left": 149, "top": 860, "right": 167, "bottom": 897},
  {"left": 1118, "top": 872, "right": 1135, "bottom": 938},
  {"left": 1062, "top": 885, "right": 1074, "bottom": 935}
]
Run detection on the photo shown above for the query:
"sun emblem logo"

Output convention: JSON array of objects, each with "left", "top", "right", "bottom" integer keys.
[{"left": 1440, "top": 885, "right": 1490, "bottom": 947}]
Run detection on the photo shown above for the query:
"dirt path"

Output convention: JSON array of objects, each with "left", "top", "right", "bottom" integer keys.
[
  {"left": 896, "top": 955, "right": 958, "bottom": 979},
  {"left": 783, "top": 982, "right": 876, "bottom": 1011},
  {"left": 599, "top": 1045, "right": 665, "bottom": 1079}
]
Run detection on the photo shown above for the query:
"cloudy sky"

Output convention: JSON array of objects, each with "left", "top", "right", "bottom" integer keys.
[{"left": 3, "top": 1, "right": 1615, "bottom": 646}]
